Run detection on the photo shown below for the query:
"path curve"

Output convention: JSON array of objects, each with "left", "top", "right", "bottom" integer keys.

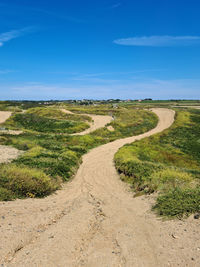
[
  {"left": 0, "top": 111, "right": 22, "bottom": 163},
  {"left": 1, "top": 108, "right": 199, "bottom": 266},
  {"left": 61, "top": 109, "right": 113, "bottom": 135}
]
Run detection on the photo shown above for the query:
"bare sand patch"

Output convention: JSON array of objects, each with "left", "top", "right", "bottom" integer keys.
[
  {"left": 0, "top": 145, "right": 23, "bottom": 163},
  {"left": 0, "top": 111, "right": 22, "bottom": 162},
  {"left": 0, "top": 130, "right": 23, "bottom": 135}
]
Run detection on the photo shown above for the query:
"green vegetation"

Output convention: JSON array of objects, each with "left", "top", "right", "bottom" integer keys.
[
  {"left": 3, "top": 107, "right": 91, "bottom": 134},
  {"left": 26, "top": 107, "right": 91, "bottom": 122},
  {"left": 93, "top": 108, "right": 157, "bottom": 140},
  {"left": 0, "top": 164, "right": 60, "bottom": 201},
  {"left": 153, "top": 187, "right": 200, "bottom": 218},
  {"left": 0, "top": 104, "right": 157, "bottom": 201},
  {"left": 0, "top": 102, "right": 22, "bottom": 112},
  {"left": 115, "top": 108, "right": 200, "bottom": 218}
]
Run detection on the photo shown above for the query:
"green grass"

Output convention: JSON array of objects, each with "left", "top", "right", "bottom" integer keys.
[
  {"left": 0, "top": 105, "right": 158, "bottom": 201},
  {"left": 153, "top": 187, "right": 200, "bottom": 218},
  {"left": 0, "top": 164, "right": 60, "bottom": 200},
  {"left": 3, "top": 107, "right": 91, "bottom": 134},
  {"left": 26, "top": 107, "right": 92, "bottom": 122},
  {"left": 0, "top": 103, "right": 22, "bottom": 112},
  {"left": 92, "top": 108, "right": 158, "bottom": 140},
  {"left": 115, "top": 108, "right": 200, "bottom": 218}
]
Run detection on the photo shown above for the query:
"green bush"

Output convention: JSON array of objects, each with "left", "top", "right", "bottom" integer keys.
[
  {"left": 153, "top": 187, "right": 200, "bottom": 218},
  {"left": 0, "top": 187, "right": 15, "bottom": 201},
  {"left": 0, "top": 164, "right": 60, "bottom": 198},
  {"left": 150, "top": 169, "right": 193, "bottom": 192}
]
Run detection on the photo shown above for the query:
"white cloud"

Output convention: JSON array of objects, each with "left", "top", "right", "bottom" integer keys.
[
  {"left": 114, "top": 36, "right": 200, "bottom": 47},
  {"left": 0, "top": 27, "right": 33, "bottom": 47}
]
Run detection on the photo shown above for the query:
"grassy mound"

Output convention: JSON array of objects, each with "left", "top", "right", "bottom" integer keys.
[
  {"left": 0, "top": 164, "right": 60, "bottom": 200},
  {"left": 26, "top": 107, "right": 92, "bottom": 122},
  {"left": 11, "top": 113, "right": 89, "bottom": 134},
  {"left": 115, "top": 109, "right": 200, "bottom": 218},
  {"left": 3, "top": 108, "right": 91, "bottom": 134}
]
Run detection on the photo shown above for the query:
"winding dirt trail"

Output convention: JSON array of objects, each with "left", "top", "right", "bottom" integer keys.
[
  {"left": 61, "top": 109, "right": 113, "bottom": 135},
  {"left": 1, "top": 108, "right": 200, "bottom": 267}
]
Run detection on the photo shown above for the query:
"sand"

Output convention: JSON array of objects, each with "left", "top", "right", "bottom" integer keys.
[
  {"left": 0, "top": 112, "right": 23, "bottom": 163},
  {"left": 61, "top": 109, "right": 113, "bottom": 135},
  {"left": 0, "top": 111, "right": 12, "bottom": 124},
  {"left": 0, "top": 108, "right": 199, "bottom": 266}
]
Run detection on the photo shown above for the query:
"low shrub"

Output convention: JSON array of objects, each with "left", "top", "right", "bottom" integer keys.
[
  {"left": 149, "top": 169, "right": 193, "bottom": 192},
  {"left": 153, "top": 187, "right": 200, "bottom": 218},
  {"left": 0, "top": 164, "right": 60, "bottom": 198},
  {"left": 0, "top": 187, "right": 15, "bottom": 201}
]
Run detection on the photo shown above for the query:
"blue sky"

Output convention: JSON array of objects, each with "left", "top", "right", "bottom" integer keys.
[{"left": 0, "top": 0, "right": 200, "bottom": 100}]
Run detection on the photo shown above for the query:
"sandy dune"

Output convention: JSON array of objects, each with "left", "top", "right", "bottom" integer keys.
[
  {"left": 0, "top": 108, "right": 199, "bottom": 266},
  {"left": 61, "top": 109, "right": 113, "bottom": 135}
]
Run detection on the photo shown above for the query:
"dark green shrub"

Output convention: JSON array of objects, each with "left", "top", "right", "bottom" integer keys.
[
  {"left": 153, "top": 187, "right": 200, "bottom": 218},
  {"left": 0, "top": 187, "right": 15, "bottom": 201}
]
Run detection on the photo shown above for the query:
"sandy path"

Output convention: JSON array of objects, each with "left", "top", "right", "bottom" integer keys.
[
  {"left": 0, "top": 111, "right": 12, "bottom": 124},
  {"left": 61, "top": 109, "right": 113, "bottom": 135},
  {"left": 0, "top": 112, "right": 23, "bottom": 163},
  {"left": 0, "top": 111, "right": 22, "bottom": 135},
  {"left": 0, "top": 108, "right": 199, "bottom": 266}
]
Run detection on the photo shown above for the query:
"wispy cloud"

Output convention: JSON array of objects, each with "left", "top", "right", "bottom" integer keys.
[
  {"left": 0, "top": 69, "right": 15, "bottom": 74},
  {"left": 110, "top": 3, "right": 121, "bottom": 9},
  {"left": 32, "top": 8, "right": 83, "bottom": 23},
  {"left": 0, "top": 2, "right": 83, "bottom": 24},
  {"left": 0, "top": 27, "right": 34, "bottom": 47},
  {"left": 71, "top": 70, "right": 163, "bottom": 82},
  {"left": 47, "top": 69, "right": 162, "bottom": 78},
  {"left": 1, "top": 78, "right": 200, "bottom": 100},
  {"left": 114, "top": 35, "right": 200, "bottom": 47}
]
